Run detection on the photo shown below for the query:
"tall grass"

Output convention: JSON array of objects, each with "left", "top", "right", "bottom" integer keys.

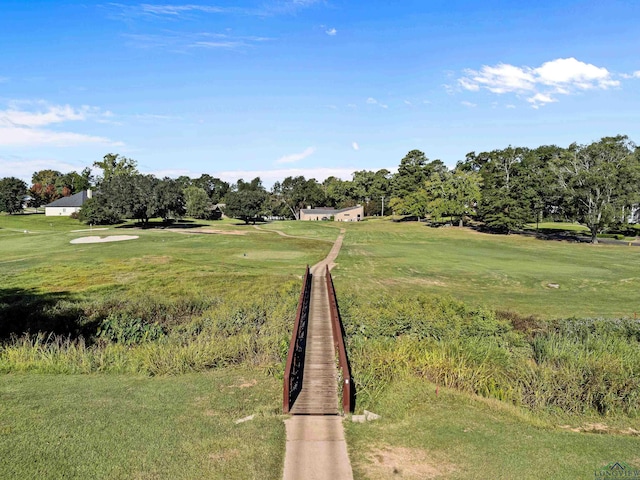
[
  {"left": 341, "top": 293, "right": 640, "bottom": 417},
  {"left": 0, "top": 280, "right": 298, "bottom": 376}
]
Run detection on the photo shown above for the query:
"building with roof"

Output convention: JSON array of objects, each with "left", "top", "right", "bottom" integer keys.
[
  {"left": 299, "top": 205, "right": 364, "bottom": 222},
  {"left": 45, "top": 190, "right": 92, "bottom": 217}
]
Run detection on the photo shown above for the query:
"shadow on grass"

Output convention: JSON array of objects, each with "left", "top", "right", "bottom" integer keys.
[
  {"left": 115, "top": 219, "right": 210, "bottom": 230},
  {"left": 0, "top": 288, "right": 98, "bottom": 340}
]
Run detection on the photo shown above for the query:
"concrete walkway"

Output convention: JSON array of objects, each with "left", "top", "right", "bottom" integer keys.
[
  {"left": 283, "top": 417, "right": 353, "bottom": 480},
  {"left": 282, "top": 228, "right": 353, "bottom": 480}
]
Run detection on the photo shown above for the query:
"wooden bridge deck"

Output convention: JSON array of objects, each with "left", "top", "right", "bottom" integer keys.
[{"left": 289, "top": 271, "right": 338, "bottom": 415}]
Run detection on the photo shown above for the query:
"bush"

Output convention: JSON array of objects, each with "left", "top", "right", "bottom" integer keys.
[
  {"left": 341, "top": 293, "right": 640, "bottom": 416},
  {"left": 97, "top": 313, "right": 165, "bottom": 345}
]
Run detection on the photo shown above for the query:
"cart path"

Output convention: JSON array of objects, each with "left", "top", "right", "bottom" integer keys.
[{"left": 282, "top": 228, "right": 353, "bottom": 480}]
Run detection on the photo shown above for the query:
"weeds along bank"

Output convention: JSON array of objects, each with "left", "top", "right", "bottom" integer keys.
[
  {"left": 0, "top": 281, "right": 299, "bottom": 375},
  {"left": 340, "top": 293, "right": 640, "bottom": 417}
]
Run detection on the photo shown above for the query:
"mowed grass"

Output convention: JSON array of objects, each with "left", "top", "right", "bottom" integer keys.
[
  {"left": 0, "top": 368, "right": 284, "bottom": 480},
  {"left": 0, "top": 216, "right": 331, "bottom": 299},
  {"left": 345, "top": 376, "right": 640, "bottom": 480},
  {"left": 333, "top": 219, "right": 640, "bottom": 318},
  {"left": 3, "top": 214, "right": 640, "bottom": 479}
]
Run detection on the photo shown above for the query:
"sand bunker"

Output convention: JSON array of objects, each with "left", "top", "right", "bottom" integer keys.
[
  {"left": 175, "top": 228, "right": 247, "bottom": 236},
  {"left": 70, "top": 235, "right": 139, "bottom": 244}
]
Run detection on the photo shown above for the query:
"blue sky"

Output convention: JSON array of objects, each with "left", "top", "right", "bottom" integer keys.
[{"left": 1, "top": 0, "right": 639, "bottom": 186}]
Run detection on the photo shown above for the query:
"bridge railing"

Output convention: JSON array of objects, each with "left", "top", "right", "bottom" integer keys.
[
  {"left": 325, "top": 265, "right": 355, "bottom": 413},
  {"left": 283, "top": 265, "right": 312, "bottom": 413}
]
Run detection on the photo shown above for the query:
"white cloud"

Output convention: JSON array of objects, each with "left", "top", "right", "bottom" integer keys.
[
  {"left": 0, "top": 127, "right": 121, "bottom": 147},
  {"left": 461, "top": 101, "right": 477, "bottom": 108},
  {"left": 110, "top": 1, "right": 322, "bottom": 20},
  {"left": 1, "top": 103, "right": 88, "bottom": 128},
  {"left": 191, "top": 40, "right": 246, "bottom": 49},
  {"left": 527, "top": 93, "right": 557, "bottom": 109},
  {"left": 366, "top": 97, "right": 388, "bottom": 109},
  {"left": 352, "top": 142, "right": 359, "bottom": 151},
  {"left": 275, "top": 146, "right": 316, "bottom": 164},
  {"left": 458, "top": 57, "right": 620, "bottom": 108},
  {"left": 534, "top": 57, "right": 619, "bottom": 89},
  {"left": 325, "top": 28, "right": 337, "bottom": 36},
  {"left": 0, "top": 102, "right": 121, "bottom": 147},
  {"left": 634, "top": 71, "right": 640, "bottom": 78}
]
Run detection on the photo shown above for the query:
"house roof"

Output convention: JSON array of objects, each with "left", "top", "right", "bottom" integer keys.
[
  {"left": 45, "top": 190, "right": 89, "bottom": 208},
  {"left": 300, "top": 205, "right": 362, "bottom": 215}
]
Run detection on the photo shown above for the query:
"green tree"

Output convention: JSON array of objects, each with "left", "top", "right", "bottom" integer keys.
[
  {"left": 443, "top": 170, "right": 482, "bottom": 226},
  {"left": 0, "top": 177, "right": 28, "bottom": 214},
  {"left": 476, "top": 147, "right": 532, "bottom": 233},
  {"left": 352, "top": 169, "right": 392, "bottom": 216},
  {"left": 77, "top": 197, "right": 121, "bottom": 225},
  {"left": 29, "top": 169, "right": 62, "bottom": 209},
  {"left": 93, "top": 153, "right": 138, "bottom": 184},
  {"left": 184, "top": 186, "right": 212, "bottom": 219},
  {"left": 153, "top": 178, "right": 185, "bottom": 222},
  {"left": 323, "top": 176, "right": 356, "bottom": 208},
  {"left": 272, "top": 176, "right": 325, "bottom": 219},
  {"left": 554, "top": 135, "right": 640, "bottom": 243},
  {"left": 192, "top": 174, "right": 229, "bottom": 204},
  {"left": 391, "top": 149, "right": 430, "bottom": 198},
  {"left": 55, "top": 168, "right": 93, "bottom": 196},
  {"left": 224, "top": 178, "right": 268, "bottom": 224}
]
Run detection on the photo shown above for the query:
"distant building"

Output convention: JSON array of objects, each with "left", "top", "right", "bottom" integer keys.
[
  {"left": 629, "top": 205, "right": 640, "bottom": 224},
  {"left": 299, "top": 205, "right": 364, "bottom": 222},
  {"left": 45, "top": 190, "right": 92, "bottom": 217}
]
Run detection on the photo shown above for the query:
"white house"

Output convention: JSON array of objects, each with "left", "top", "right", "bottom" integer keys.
[
  {"left": 45, "top": 190, "right": 92, "bottom": 217},
  {"left": 629, "top": 205, "right": 640, "bottom": 224},
  {"left": 299, "top": 205, "right": 364, "bottom": 222}
]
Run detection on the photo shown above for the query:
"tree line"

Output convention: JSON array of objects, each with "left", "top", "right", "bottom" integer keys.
[{"left": 1, "top": 135, "right": 638, "bottom": 243}]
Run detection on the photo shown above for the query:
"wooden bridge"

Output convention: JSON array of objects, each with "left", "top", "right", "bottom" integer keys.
[
  {"left": 283, "top": 265, "right": 353, "bottom": 415},
  {"left": 281, "top": 230, "right": 354, "bottom": 480}
]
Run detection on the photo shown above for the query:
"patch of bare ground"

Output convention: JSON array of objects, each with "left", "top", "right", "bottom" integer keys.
[
  {"left": 363, "top": 444, "right": 457, "bottom": 479},
  {"left": 559, "top": 423, "right": 640, "bottom": 436},
  {"left": 138, "top": 255, "right": 171, "bottom": 264},
  {"left": 228, "top": 378, "right": 258, "bottom": 389},
  {"left": 383, "top": 277, "right": 446, "bottom": 287},
  {"left": 175, "top": 228, "right": 247, "bottom": 235},
  {"left": 208, "top": 449, "right": 240, "bottom": 463}
]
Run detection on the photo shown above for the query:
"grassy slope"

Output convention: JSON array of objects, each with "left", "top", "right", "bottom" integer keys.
[
  {"left": 0, "top": 217, "right": 332, "bottom": 298},
  {"left": 333, "top": 219, "right": 640, "bottom": 318},
  {"left": 346, "top": 377, "right": 640, "bottom": 480},
  {"left": 0, "top": 369, "right": 284, "bottom": 480},
  {"left": 3, "top": 215, "right": 640, "bottom": 478}
]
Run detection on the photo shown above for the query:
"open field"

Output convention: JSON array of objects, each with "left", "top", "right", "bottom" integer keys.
[
  {"left": 346, "top": 376, "right": 640, "bottom": 480},
  {"left": 333, "top": 219, "right": 640, "bottom": 318},
  {"left": 2, "top": 214, "right": 640, "bottom": 478},
  {"left": 0, "top": 368, "right": 283, "bottom": 480}
]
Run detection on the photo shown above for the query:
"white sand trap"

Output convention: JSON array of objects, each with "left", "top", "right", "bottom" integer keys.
[{"left": 71, "top": 235, "right": 139, "bottom": 244}]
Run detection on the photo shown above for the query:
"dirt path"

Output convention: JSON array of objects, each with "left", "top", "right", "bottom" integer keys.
[
  {"left": 282, "top": 228, "right": 353, "bottom": 480},
  {"left": 253, "top": 225, "right": 337, "bottom": 243}
]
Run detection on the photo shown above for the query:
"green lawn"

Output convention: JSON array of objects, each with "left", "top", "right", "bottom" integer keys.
[
  {"left": 332, "top": 219, "right": 640, "bottom": 318},
  {"left": 346, "top": 376, "right": 640, "bottom": 480},
  {"left": 0, "top": 216, "right": 329, "bottom": 298},
  {"left": 2, "top": 214, "right": 640, "bottom": 479},
  {"left": 0, "top": 368, "right": 284, "bottom": 480}
]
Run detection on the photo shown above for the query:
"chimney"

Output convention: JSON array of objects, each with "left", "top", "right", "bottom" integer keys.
[{"left": 87, "top": 189, "right": 93, "bottom": 199}]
